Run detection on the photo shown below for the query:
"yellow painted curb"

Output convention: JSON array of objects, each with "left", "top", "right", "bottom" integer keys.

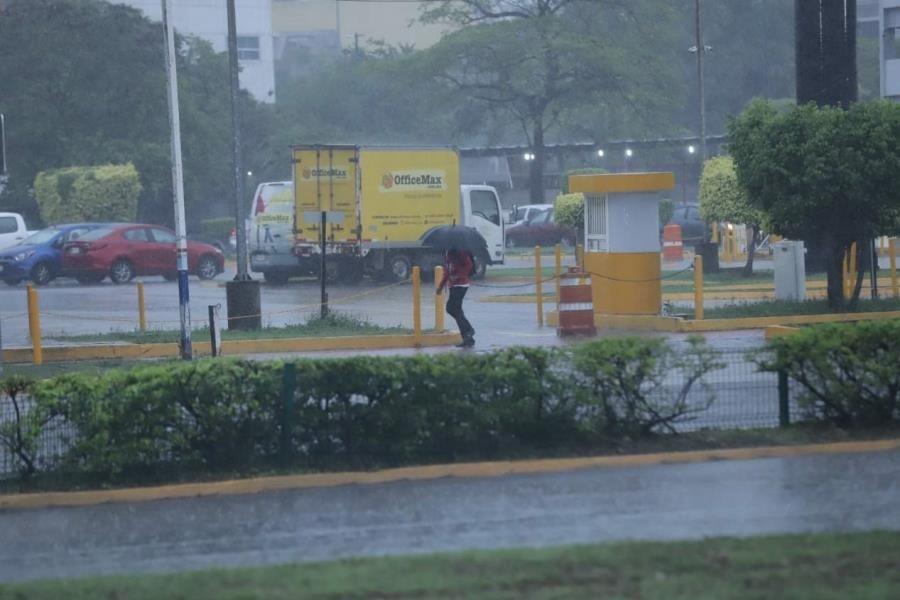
[
  {"left": 0, "top": 333, "right": 461, "bottom": 365},
  {"left": 587, "top": 311, "right": 900, "bottom": 333},
  {"left": 3, "top": 438, "right": 898, "bottom": 512}
]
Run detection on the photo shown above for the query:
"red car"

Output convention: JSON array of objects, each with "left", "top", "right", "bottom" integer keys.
[
  {"left": 62, "top": 224, "right": 225, "bottom": 284},
  {"left": 505, "top": 209, "right": 577, "bottom": 248}
]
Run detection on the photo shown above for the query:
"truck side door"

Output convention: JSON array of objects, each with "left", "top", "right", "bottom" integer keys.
[{"left": 465, "top": 188, "right": 504, "bottom": 264}]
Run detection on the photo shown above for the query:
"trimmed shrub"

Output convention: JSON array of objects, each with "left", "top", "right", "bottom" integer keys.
[
  {"left": 14, "top": 338, "right": 725, "bottom": 480},
  {"left": 554, "top": 193, "right": 584, "bottom": 233},
  {"left": 34, "top": 163, "right": 141, "bottom": 224},
  {"left": 759, "top": 321, "right": 900, "bottom": 427}
]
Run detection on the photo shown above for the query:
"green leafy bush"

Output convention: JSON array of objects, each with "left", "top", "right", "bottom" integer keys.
[
  {"left": 554, "top": 193, "right": 584, "bottom": 233},
  {"left": 10, "top": 339, "right": 724, "bottom": 480},
  {"left": 760, "top": 321, "right": 900, "bottom": 427},
  {"left": 34, "top": 163, "right": 141, "bottom": 224},
  {"left": 0, "top": 375, "right": 38, "bottom": 476}
]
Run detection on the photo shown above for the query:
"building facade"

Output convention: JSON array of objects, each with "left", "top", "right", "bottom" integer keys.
[{"left": 117, "top": 0, "right": 277, "bottom": 103}]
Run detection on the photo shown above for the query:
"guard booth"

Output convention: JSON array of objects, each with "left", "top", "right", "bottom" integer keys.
[{"left": 569, "top": 172, "right": 676, "bottom": 315}]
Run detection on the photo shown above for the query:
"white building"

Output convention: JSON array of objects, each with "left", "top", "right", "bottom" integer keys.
[{"left": 118, "top": 0, "right": 276, "bottom": 103}]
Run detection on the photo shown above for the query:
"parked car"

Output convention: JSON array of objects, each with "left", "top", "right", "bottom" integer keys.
[
  {"left": 508, "top": 203, "right": 553, "bottom": 226},
  {"left": 62, "top": 224, "right": 225, "bottom": 284},
  {"left": 505, "top": 209, "right": 576, "bottom": 248},
  {"left": 0, "top": 223, "right": 106, "bottom": 286},
  {"left": 0, "top": 212, "right": 35, "bottom": 250},
  {"left": 667, "top": 203, "right": 707, "bottom": 246}
]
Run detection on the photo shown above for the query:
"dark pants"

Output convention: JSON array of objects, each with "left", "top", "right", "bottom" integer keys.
[{"left": 446, "top": 286, "right": 474, "bottom": 338}]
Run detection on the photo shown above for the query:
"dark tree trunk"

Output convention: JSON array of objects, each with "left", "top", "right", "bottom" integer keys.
[
  {"left": 848, "top": 238, "right": 866, "bottom": 310},
  {"left": 742, "top": 225, "right": 760, "bottom": 277},
  {"left": 529, "top": 117, "right": 545, "bottom": 203},
  {"left": 825, "top": 236, "right": 847, "bottom": 310}
]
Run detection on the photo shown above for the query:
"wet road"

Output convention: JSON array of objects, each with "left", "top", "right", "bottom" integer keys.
[{"left": 1, "top": 448, "right": 898, "bottom": 582}]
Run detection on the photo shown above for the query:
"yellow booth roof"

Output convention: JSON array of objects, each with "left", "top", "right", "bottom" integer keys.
[{"left": 569, "top": 172, "right": 675, "bottom": 194}]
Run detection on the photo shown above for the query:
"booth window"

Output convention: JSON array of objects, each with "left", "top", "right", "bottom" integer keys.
[{"left": 586, "top": 195, "right": 608, "bottom": 252}]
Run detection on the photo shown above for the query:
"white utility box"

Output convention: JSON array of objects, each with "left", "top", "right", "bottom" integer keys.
[{"left": 774, "top": 240, "right": 806, "bottom": 301}]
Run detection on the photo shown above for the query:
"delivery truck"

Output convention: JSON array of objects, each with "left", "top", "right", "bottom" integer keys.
[{"left": 249, "top": 146, "right": 504, "bottom": 284}]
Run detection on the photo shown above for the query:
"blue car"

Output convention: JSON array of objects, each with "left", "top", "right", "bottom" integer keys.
[{"left": 0, "top": 224, "right": 106, "bottom": 286}]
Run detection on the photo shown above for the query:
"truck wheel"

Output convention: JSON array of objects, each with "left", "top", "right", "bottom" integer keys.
[
  {"left": 339, "top": 262, "right": 364, "bottom": 284},
  {"left": 264, "top": 271, "right": 290, "bottom": 286},
  {"left": 385, "top": 253, "right": 412, "bottom": 282}
]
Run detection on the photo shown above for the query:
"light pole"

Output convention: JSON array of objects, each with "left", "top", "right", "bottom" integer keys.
[
  {"left": 683, "top": 145, "right": 696, "bottom": 205},
  {"left": 690, "top": 0, "right": 710, "bottom": 161},
  {"left": 225, "top": 0, "right": 262, "bottom": 330},
  {"left": 161, "top": 0, "right": 192, "bottom": 360}
]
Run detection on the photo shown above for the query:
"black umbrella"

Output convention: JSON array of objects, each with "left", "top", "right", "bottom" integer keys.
[{"left": 421, "top": 225, "right": 487, "bottom": 254}]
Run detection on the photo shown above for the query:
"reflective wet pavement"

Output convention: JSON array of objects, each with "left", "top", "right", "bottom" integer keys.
[{"left": 1, "top": 447, "right": 898, "bottom": 582}]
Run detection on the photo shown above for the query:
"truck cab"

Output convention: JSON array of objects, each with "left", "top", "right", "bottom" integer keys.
[
  {"left": 0, "top": 212, "right": 31, "bottom": 251},
  {"left": 460, "top": 185, "right": 504, "bottom": 267}
]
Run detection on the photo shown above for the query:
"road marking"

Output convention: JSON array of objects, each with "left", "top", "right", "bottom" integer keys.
[{"left": 2, "top": 438, "right": 898, "bottom": 512}]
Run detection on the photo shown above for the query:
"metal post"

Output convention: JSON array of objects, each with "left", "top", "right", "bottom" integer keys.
[
  {"left": 0, "top": 306, "right": 4, "bottom": 376},
  {"left": 554, "top": 244, "right": 562, "bottom": 305},
  {"left": 694, "top": 255, "right": 704, "bottom": 320},
  {"left": 208, "top": 304, "right": 221, "bottom": 357},
  {"left": 778, "top": 369, "right": 790, "bottom": 428},
  {"left": 226, "top": 0, "right": 249, "bottom": 280},
  {"left": 535, "top": 245, "right": 544, "bottom": 327},
  {"left": 137, "top": 282, "right": 146, "bottom": 333},
  {"left": 890, "top": 239, "right": 898, "bottom": 299},
  {"left": 320, "top": 210, "right": 328, "bottom": 319},
  {"left": 412, "top": 266, "right": 421, "bottom": 345},
  {"left": 280, "top": 362, "right": 297, "bottom": 464},
  {"left": 694, "top": 0, "right": 707, "bottom": 161},
  {"left": 870, "top": 238, "right": 878, "bottom": 299},
  {"left": 576, "top": 244, "right": 584, "bottom": 269},
  {"left": 434, "top": 265, "right": 445, "bottom": 332},
  {"left": 26, "top": 286, "right": 42, "bottom": 366},
  {"left": 161, "top": 0, "right": 192, "bottom": 360}
]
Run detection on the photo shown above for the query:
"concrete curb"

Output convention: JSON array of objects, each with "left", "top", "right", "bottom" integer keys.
[
  {"left": 2, "top": 438, "right": 898, "bottom": 512},
  {"left": 544, "top": 310, "right": 900, "bottom": 331},
  {"left": 0, "top": 332, "right": 461, "bottom": 364}
]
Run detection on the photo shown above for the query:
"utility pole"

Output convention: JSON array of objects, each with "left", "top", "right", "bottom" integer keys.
[
  {"left": 224, "top": 0, "right": 262, "bottom": 330},
  {"left": 161, "top": 0, "right": 192, "bottom": 359},
  {"left": 694, "top": 0, "right": 707, "bottom": 162}
]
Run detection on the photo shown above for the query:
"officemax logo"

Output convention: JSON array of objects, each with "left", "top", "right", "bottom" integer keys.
[
  {"left": 379, "top": 170, "right": 446, "bottom": 192},
  {"left": 301, "top": 167, "right": 349, "bottom": 180}
]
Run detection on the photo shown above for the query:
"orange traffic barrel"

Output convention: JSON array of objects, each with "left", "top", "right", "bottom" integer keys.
[
  {"left": 662, "top": 223, "right": 684, "bottom": 261},
  {"left": 557, "top": 268, "right": 596, "bottom": 337}
]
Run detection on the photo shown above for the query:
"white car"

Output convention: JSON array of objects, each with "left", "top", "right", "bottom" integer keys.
[
  {"left": 0, "top": 212, "right": 33, "bottom": 250},
  {"left": 509, "top": 203, "right": 553, "bottom": 227}
]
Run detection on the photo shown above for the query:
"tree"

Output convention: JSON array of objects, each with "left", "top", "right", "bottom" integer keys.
[
  {"left": 728, "top": 100, "right": 900, "bottom": 309},
  {"left": 0, "top": 0, "right": 275, "bottom": 227},
  {"left": 698, "top": 156, "right": 766, "bottom": 276},
  {"left": 421, "top": 0, "right": 680, "bottom": 203}
]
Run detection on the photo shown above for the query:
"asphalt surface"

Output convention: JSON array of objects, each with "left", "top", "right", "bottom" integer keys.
[{"left": 1, "top": 447, "right": 898, "bottom": 583}]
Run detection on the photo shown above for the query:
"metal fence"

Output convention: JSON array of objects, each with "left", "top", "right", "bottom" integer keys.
[{"left": 0, "top": 348, "right": 806, "bottom": 479}]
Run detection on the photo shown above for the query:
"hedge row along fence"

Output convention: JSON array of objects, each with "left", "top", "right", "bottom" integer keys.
[{"left": 1, "top": 322, "right": 899, "bottom": 482}]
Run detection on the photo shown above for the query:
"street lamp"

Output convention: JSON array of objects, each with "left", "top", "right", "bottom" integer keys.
[
  {"left": 597, "top": 149, "right": 605, "bottom": 158},
  {"left": 523, "top": 152, "right": 535, "bottom": 161},
  {"left": 683, "top": 145, "right": 697, "bottom": 205},
  {"left": 624, "top": 148, "right": 633, "bottom": 172}
]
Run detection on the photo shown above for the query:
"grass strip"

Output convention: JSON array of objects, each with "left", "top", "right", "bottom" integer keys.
[
  {"left": 703, "top": 297, "right": 900, "bottom": 319},
  {"left": 3, "top": 531, "right": 899, "bottom": 599}
]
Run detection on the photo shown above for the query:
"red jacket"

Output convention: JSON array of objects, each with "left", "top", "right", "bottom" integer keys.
[{"left": 439, "top": 252, "right": 473, "bottom": 288}]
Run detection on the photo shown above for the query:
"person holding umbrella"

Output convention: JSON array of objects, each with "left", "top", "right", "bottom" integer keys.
[{"left": 436, "top": 247, "right": 476, "bottom": 347}]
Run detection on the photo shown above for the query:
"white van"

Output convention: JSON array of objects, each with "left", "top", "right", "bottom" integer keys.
[
  {"left": 510, "top": 203, "right": 553, "bottom": 227},
  {"left": 247, "top": 182, "right": 300, "bottom": 284},
  {"left": 0, "top": 212, "right": 32, "bottom": 250}
]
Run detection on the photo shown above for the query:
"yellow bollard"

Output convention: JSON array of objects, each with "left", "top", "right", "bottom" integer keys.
[
  {"left": 434, "top": 265, "right": 445, "bottom": 331},
  {"left": 693, "top": 255, "right": 704, "bottom": 320},
  {"left": 137, "top": 282, "right": 146, "bottom": 333},
  {"left": 554, "top": 244, "right": 562, "bottom": 305},
  {"left": 576, "top": 244, "right": 584, "bottom": 269},
  {"left": 844, "top": 242, "right": 858, "bottom": 299},
  {"left": 535, "top": 245, "right": 544, "bottom": 327},
  {"left": 412, "top": 266, "right": 421, "bottom": 345},
  {"left": 843, "top": 247, "right": 851, "bottom": 299},
  {"left": 890, "top": 239, "right": 898, "bottom": 299},
  {"left": 26, "top": 285, "right": 43, "bottom": 365}
]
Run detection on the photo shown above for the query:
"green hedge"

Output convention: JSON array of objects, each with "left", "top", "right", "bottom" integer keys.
[
  {"left": 553, "top": 193, "right": 584, "bottom": 232},
  {"left": 1, "top": 338, "right": 722, "bottom": 479},
  {"left": 33, "top": 163, "right": 141, "bottom": 224},
  {"left": 760, "top": 321, "right": 900, "bottom": 427}
]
